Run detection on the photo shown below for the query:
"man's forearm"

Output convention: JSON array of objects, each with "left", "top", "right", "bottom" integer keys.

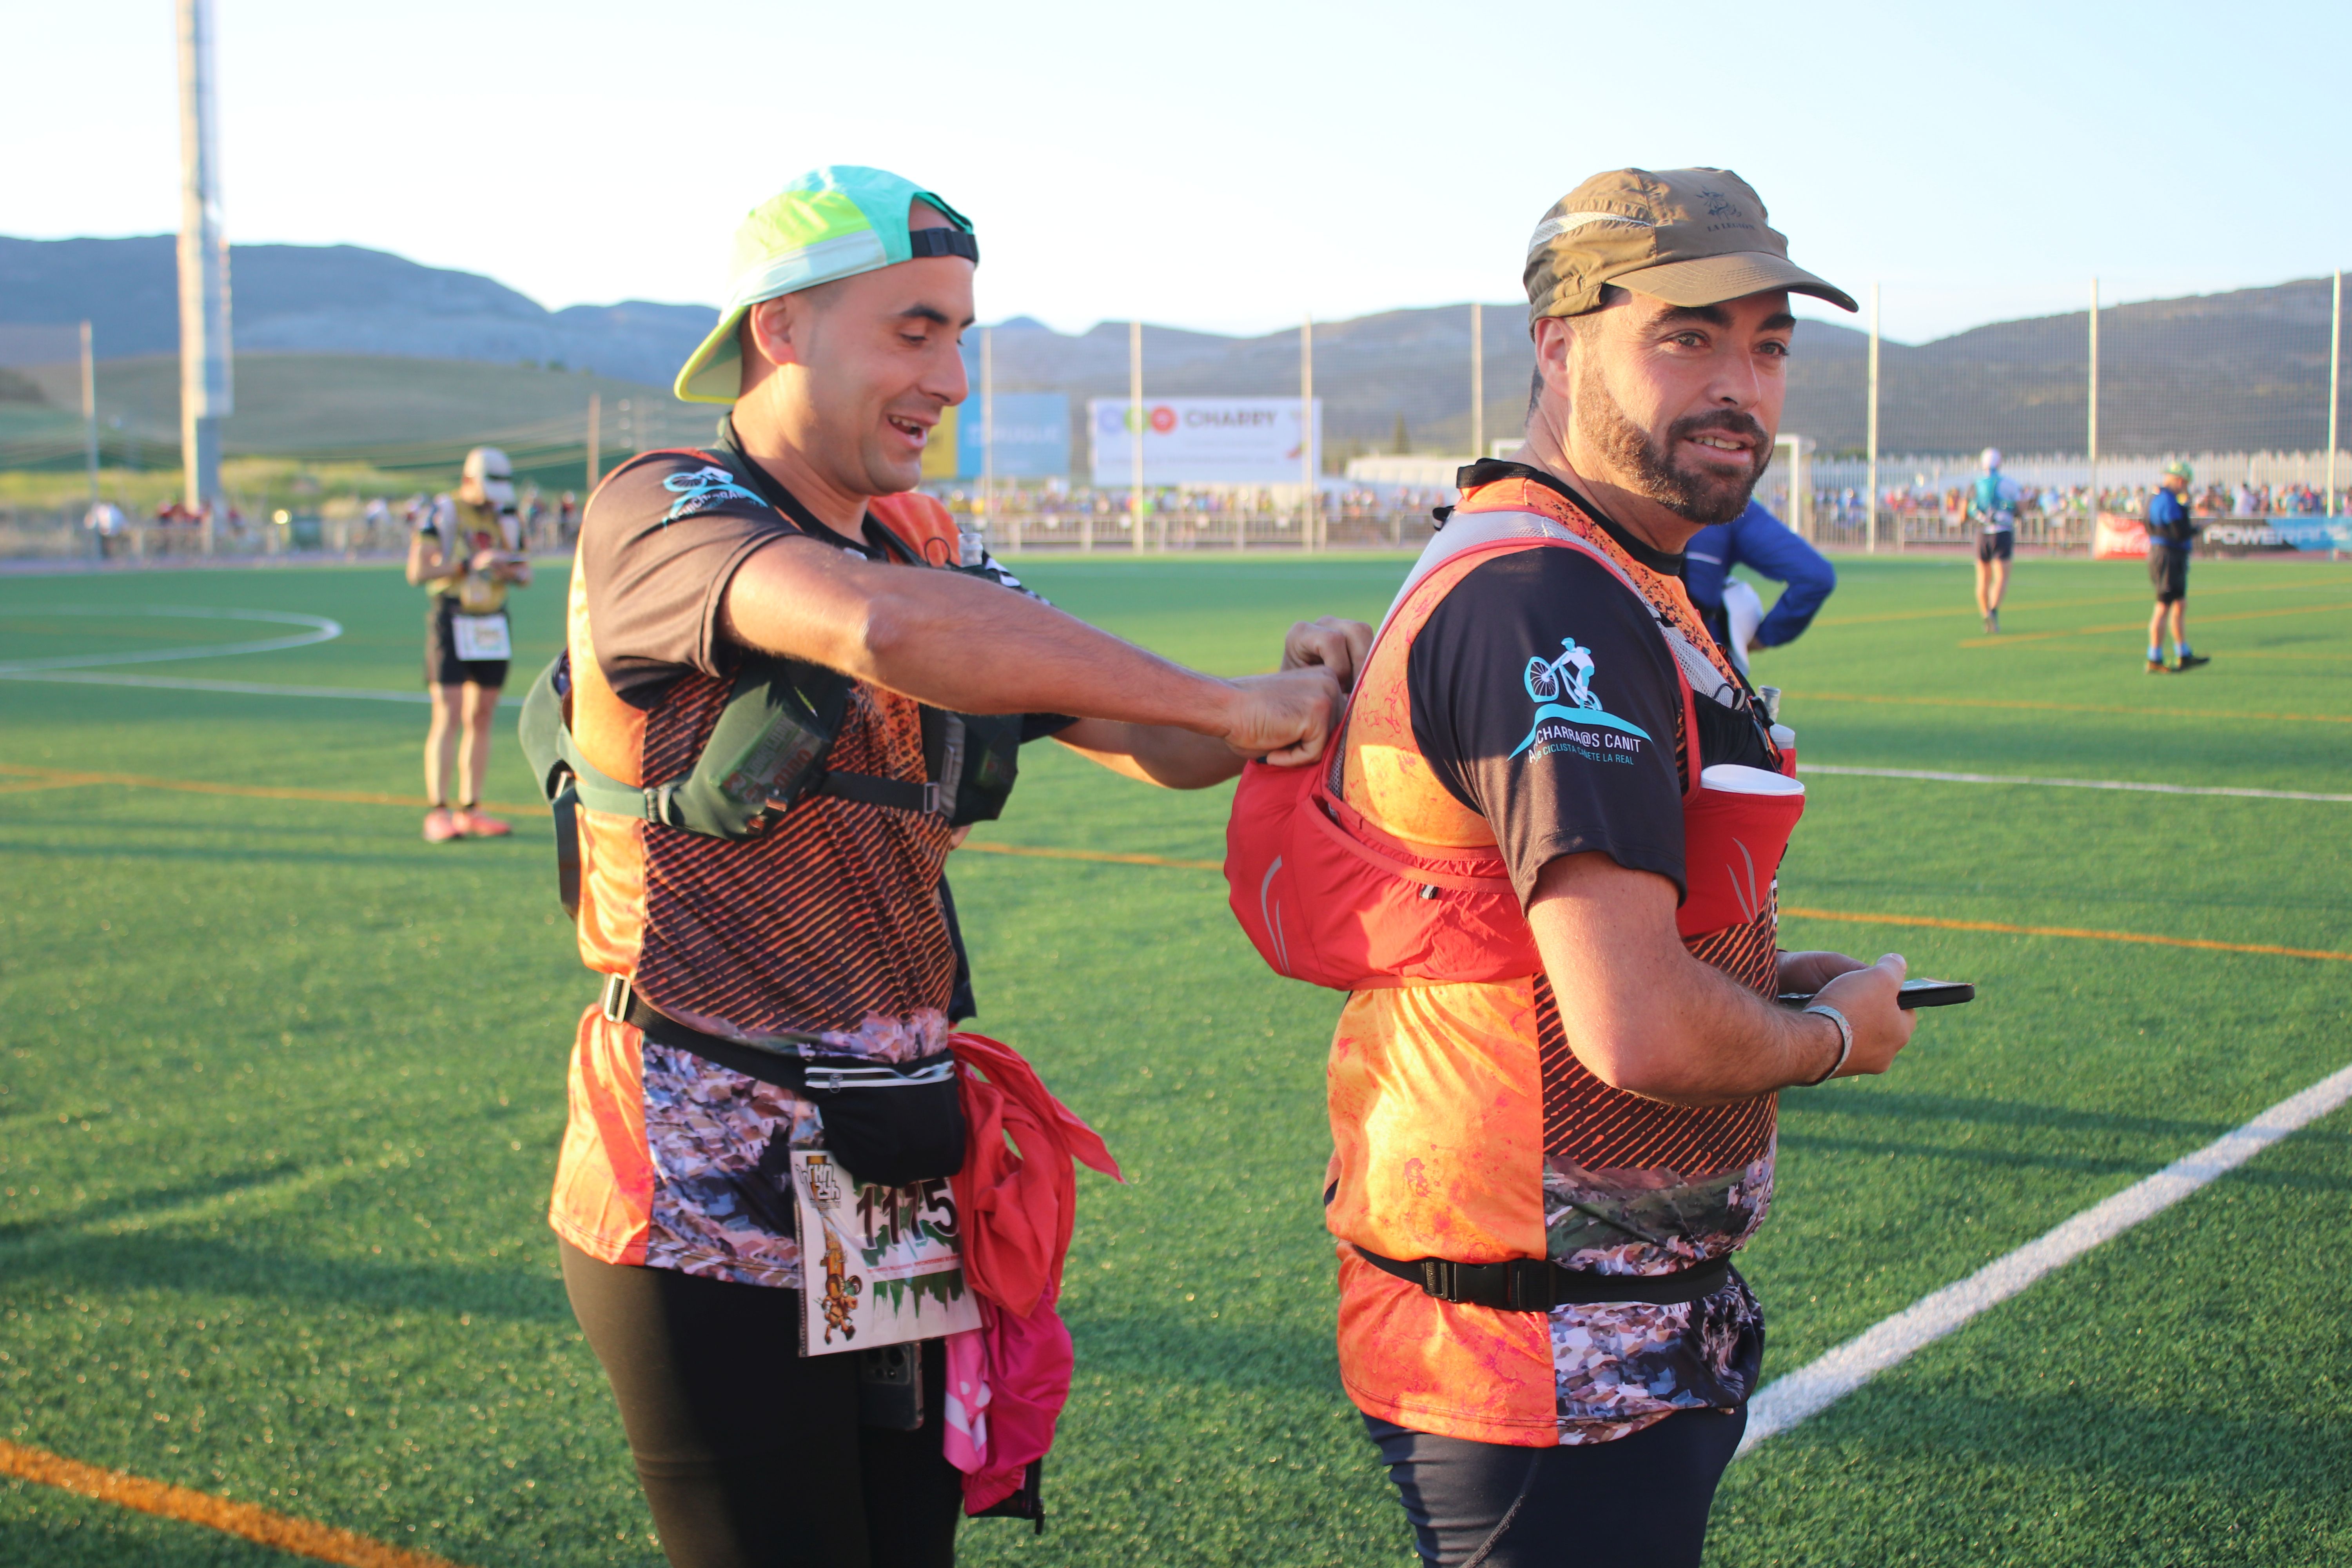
[
  {"left": 1053, "top": 718, "right": 1246, "bottom": 789},
  {"left": 1531, "top": 851, "right": 1841, "bottom": 1105},
  {"left": 1599, "top": 955, "right": 1842, "bottom": 1105},
  {"left": 722, "top": 539, "right": 1239, "bottom": 737}
]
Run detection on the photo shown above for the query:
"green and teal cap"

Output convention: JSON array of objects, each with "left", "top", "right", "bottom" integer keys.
[
  {"left": 673, "top": 165, "right": 977, "bottom": 404},
  {"left": 2163, "top": 460, "right": 2194, "bottom": 481}
]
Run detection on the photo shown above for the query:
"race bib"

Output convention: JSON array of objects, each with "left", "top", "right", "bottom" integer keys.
[
  {"left": 451, "top": 612, "right": 511, "bottom": 662},
  {"left": 792, "top": 1150, "right": 980, "bottom": 1357}
]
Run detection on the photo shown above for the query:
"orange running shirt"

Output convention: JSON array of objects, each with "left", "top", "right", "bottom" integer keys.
[{"left": 1326, "top": 463, "right": 1783, "bottom": 1446}]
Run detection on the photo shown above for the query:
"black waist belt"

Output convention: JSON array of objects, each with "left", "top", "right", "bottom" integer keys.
[
  {"left": 598, "top": 974, "right": 954, "bottom": 1095},
  {"left": 1353, "top": 1244, "right": 1733, "bottom": 1312}
]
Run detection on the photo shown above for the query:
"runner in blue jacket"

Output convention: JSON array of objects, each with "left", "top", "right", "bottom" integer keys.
[{"left": 1684, "top": 500, "right": 1837, "bottom": 677}]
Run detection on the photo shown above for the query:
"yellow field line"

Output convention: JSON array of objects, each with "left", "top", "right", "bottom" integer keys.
[
  {"left": 1781, "top": 906, "right": 2352, "bottom": 964},
  {"left": 1956, "top": 599, "right": 2351, "bottom": 647},
  {"left": 959, "top": 839, "right": 1221, "bottom": 871},
  {"left": 1782, "top": 690, "right": 2352, "bottom": 725},
  {"left": 4, "top": 765, "right": 2339, "bottom": 961},
  {"left": 0, "top": 1438, "right": 468, "bottom": 1568},
  {"left": 0, "top": 764, "right": 540, "bottom": 815}
]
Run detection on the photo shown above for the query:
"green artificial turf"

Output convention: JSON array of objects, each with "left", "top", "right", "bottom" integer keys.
[{"left": 0, "top": 550, "right": 2347, "bottom": 1566}]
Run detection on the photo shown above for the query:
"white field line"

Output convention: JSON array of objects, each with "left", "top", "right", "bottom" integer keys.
[
  {"left": 0, "top": 605, "right": 341, "bottom": 672},
  {"left": 0, "top": 671, "right": 430, "bottom": 702},
  {"left": 1800, "top": 762, "right": 2352, "bottom": 804},
  {"left": 1738, "top": 1058, "right": 2352, "bottom": 1455}
]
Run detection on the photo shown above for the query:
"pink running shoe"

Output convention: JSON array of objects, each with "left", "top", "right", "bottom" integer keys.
[
  {"left": 455, "top": 808, "right": 512, "bottom": 838},
  {"left": 423, "top": 807, "right": 461, "bottom": 843}
]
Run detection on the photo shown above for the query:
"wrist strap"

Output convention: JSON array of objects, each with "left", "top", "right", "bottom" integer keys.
[{"left": 1800, "top": 1003, "right": 1853, "bottom": 1086}]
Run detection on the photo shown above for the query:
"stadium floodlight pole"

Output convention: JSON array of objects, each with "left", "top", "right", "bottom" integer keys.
[
  {"left": 981, "top": 325, "right": 995, "bottom": 543},
  {"left": 175, "top": 0, "right": 231, "bottom": 555},
  {"left": 80, "top": 319, "right": 98, "bottom": 510},
  {"left": 1128, "top": 318, "right": 1143, "bottom": 554},
  {"left": 1865, "top": 283, "right": 1880, "bottom": 555},
  {"left": 2087, "top": 278, "right": 2100, "bottom": 538},
  {"left": 1470, "top": 301, "right": 1484, "bottom": 463},
  {"left": 2328, "top": 269, "right": 2341, "bottom": 519},
  {"left": 1301, "top": 312, "right": 1316, "bottom": 553}
]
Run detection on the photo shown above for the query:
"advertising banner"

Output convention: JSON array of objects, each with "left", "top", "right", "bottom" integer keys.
[
  {"left": 957, "top": 393, "right": 1070, "bottom": 479},
  {"left": 2091, "top": 513, "right": 2146, "bottom": 560},
  {"left": 1087, "top": 397, "right": 1321, "bottom": 486},
  {"left": 2099, "top": 514, "right": 2350, "bottom": 558},
  {"left": 920, "top": 406, "right": 961, "bottom": 482}
]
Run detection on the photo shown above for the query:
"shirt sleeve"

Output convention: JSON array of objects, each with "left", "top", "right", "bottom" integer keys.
[
  {"left": 1732, "top": 506, "right": 1838, "bottom": 648},
  {"left": 1408, "top": 548, "right": 1687, "bottom": 904},
  {"left": 578, "top": 453, "right": 797, "bottom": 704}
]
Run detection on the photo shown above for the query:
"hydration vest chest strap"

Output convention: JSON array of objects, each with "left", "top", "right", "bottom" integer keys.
[
  {"left": 598, "top": 973, "right": 952, "bottom": 1089},
  {"left": 596, "top": 973, "right": 966, "bottom": 1186},
  {"left": 1353, "top": 1244, "right": 1732, "bottom": 1311}
]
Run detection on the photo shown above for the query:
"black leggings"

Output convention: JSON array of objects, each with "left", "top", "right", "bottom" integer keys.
[
  {"left": 559, "top": 1240, "right": 964, "bottom": 1568},
  {"left": 1365, "top": 1405, "right": 1747, "bottom": 1568}
]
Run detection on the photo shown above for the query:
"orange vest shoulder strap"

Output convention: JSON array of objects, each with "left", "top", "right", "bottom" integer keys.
[{"left": 868, "top": 492, "right": 962, "bottom": 568}]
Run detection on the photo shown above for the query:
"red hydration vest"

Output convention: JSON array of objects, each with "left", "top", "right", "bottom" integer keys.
[{"left": 1225, "top": 499, "right": 1802, "bottom": 993}]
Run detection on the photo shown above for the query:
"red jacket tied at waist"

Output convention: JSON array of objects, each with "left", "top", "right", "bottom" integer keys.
[{"left": 944, "top": 1032, "right": 1121, "bottom": 1515}]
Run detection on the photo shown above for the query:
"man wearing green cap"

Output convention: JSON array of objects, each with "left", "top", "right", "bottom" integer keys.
[
  {"left": 1295, "top": 168, "right": 1918, "bottom": 1568},
  {"left": 545, "top": 166, "right": 1347, "bottom": 1568},
  {"left": 2146, "top": 462, "right": 2207, "bottom": 672}
]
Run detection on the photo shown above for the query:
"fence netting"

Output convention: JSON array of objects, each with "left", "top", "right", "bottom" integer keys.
[{"left": 4, "top": 272, "right": 2346, "bottom": 559}]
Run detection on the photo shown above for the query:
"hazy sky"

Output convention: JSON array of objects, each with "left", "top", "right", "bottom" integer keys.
[{"left": 9, "top": 0, "right": 2347, "bottom": 344}]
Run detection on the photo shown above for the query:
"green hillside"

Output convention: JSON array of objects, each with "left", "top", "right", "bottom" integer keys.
[{"left": 0, "top": 354, "right": 714, "bottom": 480}]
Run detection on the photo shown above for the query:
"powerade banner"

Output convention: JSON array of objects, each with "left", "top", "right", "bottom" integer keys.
[
  {"left": 1087, "top": 397, "right": 1321, "bottom": 486},
  {"left": 2098, "top": 513, "right": 2351, "bottom": 558},
  {"left": 956, "top": 393, "right": 1070, "bottom": 479}
]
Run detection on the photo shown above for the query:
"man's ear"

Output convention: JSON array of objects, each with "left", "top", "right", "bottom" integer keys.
[
  {"left": 744, "top": 296, "right": 805, "bottom": 372},
  {"left": 1534, "top": 316, "right": 1575, "bottom": 402}
]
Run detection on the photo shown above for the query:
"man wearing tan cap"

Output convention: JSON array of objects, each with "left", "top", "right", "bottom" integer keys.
[
  {"left": 1302, "top": 169, "right": 1921, "bottom": 1566},
  {"left": 408, "top": 445, "right": 531, "bottom": 842}
]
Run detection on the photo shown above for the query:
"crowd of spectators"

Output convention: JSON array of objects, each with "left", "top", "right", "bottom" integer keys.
[{"left": 1805, "top": 477, "right": 2345, "bottom": 538}]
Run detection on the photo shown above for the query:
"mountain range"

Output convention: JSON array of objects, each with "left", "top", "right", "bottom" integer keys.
[{"left": 2, "top": 234, "right": 2340, "bottom": 461}]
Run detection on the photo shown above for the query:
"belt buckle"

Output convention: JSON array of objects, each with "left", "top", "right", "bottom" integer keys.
[
  {"left": 1504, "top": 1259, "right": 1556, "bottom": 1312},
  {"left": 601, "top": 973, "right": 632, "bottom": 1023}
]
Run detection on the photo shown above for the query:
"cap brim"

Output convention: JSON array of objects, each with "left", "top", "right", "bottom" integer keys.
[
  {"left": 673, "top": 304, "right": 753, "bottom": 404},
  {"left": 1615, "top": 252, "right": 1859, "bottom": 315}
]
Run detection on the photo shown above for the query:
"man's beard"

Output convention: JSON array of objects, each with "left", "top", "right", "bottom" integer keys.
[{"left": 1576, "top": 362, "right": 1771, "bottom": 526}]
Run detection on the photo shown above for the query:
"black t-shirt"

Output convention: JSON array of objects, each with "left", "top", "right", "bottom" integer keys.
[{"left": 1408, "top": 547, "right": 1773, "bottom": 904}]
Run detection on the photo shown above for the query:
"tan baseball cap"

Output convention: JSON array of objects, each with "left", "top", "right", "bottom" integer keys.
[{"left": 1523, "top": 167, "right": 1857, "bottom": 327}]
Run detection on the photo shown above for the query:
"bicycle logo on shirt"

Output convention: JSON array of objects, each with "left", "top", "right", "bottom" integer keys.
[
  {"left": 660, "top": 466, "right": 765, "bottom": 524},
  {"left": 1524, "top": 637, "right": 1602, "bottom": 712},
  {"left": 1512, "top": 633, "right": 1652, "bottom": 760}
]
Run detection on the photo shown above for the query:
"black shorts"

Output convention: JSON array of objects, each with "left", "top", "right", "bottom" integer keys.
[
  {"left": 1366, "top": 1405, "right": 1747, "bottom": 1567},
  {"left": 2149, "top": 547, "right": 2189, "bottom": 603},
  {"left": 1976, "top": 529, "right": 2014, "bottom": 563},
  {"left": 424, "top": 596, "right": 510, "bottom": 689}
]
